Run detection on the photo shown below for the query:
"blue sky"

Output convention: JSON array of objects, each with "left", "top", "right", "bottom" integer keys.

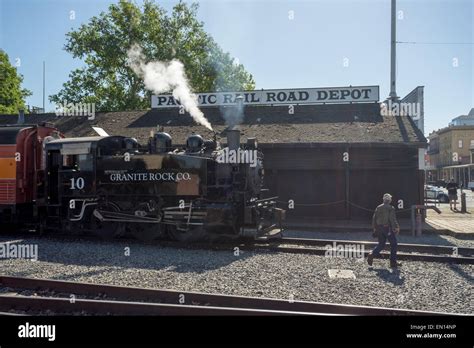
[{"left": 0, "top": 0, "right": 472, "bottom": 135}]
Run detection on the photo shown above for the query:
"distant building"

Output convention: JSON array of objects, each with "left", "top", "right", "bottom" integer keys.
[
  {"left": 427, "top": 118, "right": 474, "bottom": 184},
  {"left": 428, "top": 126, "right": 474, "bottom": 167},
  {"left": 428, "top": 109, "right": 474, "bottom": 171},
  {"left": 427, "top": 131, "right": 440, "bottom": 168},
  {"left": 449, "top": 108, "right": 474, "bottom": 126}
]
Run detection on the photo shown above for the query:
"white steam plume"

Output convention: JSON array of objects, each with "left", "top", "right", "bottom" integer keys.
[{"left": 127, "top": 44, "right": 213, "bottom": 130}]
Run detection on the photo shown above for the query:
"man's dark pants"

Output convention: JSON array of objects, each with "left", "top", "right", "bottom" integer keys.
[{"left": 372, "top": 225, "right": 397, "bottom": 264}]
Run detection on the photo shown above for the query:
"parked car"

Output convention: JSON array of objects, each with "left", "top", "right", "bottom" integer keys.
[
  {"left": 424, "top": 185, "right": 449, "bottom": 203},
  {"left": 468, "top": 181, "right": 474, "bottom": 192},
  {"left": 434, "top": 179, "right": 446, "bottom": 188}
]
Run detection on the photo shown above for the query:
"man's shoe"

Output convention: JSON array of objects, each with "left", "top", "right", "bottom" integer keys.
[
  {"left": 390, "top": 262, "right": 402, "bottom": 268},
  {"left": 367, "top": 254, "right": 374, "bottom": 266}
]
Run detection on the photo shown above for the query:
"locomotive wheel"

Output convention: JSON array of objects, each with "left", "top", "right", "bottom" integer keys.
[
  {"left": 128, "top": 223, "right": 164, "bottom": 242},
  {"left": 167, "top": 225, "right": 209, "bottom": 243},
  {"left": 90, "top": 202, "right": 123, "bottom": 240}
]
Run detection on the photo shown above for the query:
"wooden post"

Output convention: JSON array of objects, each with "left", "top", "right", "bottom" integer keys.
[
  {"left": 461, "top": 192, "right": 467, "bottom": 213},
  {"left": 345, "top": 147, "right": 350, "bottom": 219}
]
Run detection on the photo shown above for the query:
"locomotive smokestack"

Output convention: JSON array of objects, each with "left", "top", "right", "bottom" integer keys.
[
  {"left": 222, "top": 95, "right": 245, "bottom": 128},
  {"left": 225, "top": 96, "right": 243, "bottom": 149},
  {"left": 226, "top": 128, "right": 240, "bottom": 150}
]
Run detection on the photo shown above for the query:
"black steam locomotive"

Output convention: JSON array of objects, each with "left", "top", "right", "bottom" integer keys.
[{"left": 41, "top": 128, "right": 284, "bottom": 241}]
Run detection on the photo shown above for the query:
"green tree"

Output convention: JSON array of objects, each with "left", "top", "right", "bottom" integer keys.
[
  {"left": 50, "top": 0, "right": 255, "bottom": 111},
  {"left": 0, "top": 50, "right": 32, "bottom": 114}
]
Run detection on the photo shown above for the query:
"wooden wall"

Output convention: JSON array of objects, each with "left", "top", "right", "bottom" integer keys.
[{"left": 261, "top": 145, "right": 423, "bottom": 219}]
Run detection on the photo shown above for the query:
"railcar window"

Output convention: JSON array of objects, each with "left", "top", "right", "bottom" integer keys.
[
  {"left": 61, "top": 154, "right": 93, "bottom": 171},
  {"left": 78, "top": 154, "right": 93, "bottom": 171},
  {"left": 62, "top": 155, "right": 76, "bottom": 170},
  {"left": 97, "top": 138, "right": 126, "bottom": 156}
]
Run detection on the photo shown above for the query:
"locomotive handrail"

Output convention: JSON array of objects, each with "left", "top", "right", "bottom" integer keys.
[
  {"left": 187, "top": 202, "right": 193, "bottom": 225},
  {"left": 68, "top": 199, "right": 98, "bottom": 221}
]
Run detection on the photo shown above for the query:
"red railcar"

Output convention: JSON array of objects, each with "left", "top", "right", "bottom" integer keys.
[{"left": 0, "top": 124, "right": 63, "bottom": 224}]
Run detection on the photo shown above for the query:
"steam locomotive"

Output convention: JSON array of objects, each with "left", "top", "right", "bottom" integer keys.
[{"left": 0, "top": 123, "right": 284, "bottom": 242}]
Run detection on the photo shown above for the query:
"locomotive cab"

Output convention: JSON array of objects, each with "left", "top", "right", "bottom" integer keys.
[
  {"left": 45, "top": 136, "right": 128, "bottom": 200},
  {"left": 43, "top": 136, "right": 129, "bottom": 231}
]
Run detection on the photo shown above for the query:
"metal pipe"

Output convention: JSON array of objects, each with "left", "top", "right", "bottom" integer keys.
[
  {"left": 43, "top": 61, "right": 45, "bottom": 112},
  {"left": 17, "top": 109, "right": 25, "bottom": 124},
  {"left": 389, "top": 0, "right": 398, "bottom": 100},
  {"left": 226, "top": 129, "right": 240, "bottom": 150}
]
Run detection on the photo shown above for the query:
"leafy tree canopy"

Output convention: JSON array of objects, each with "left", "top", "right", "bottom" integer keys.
[
  {"left": 0, "top": 50, "right": 32, "bottom": 114},
  {"left": 50, "top": 0, "right": 255, "bottom": 111}
]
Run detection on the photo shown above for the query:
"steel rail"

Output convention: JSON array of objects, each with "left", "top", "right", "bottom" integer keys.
[
  {"left": 248, "top": 244, "right": 474, "bottom": 264},
  {"left": 0, "top": 276, "right": 462, "bottom": 316},
  {"left": 275, "top": 237, "right": 474, "bottom": 257},
  {"left": 0, "top": 295, "right": 321, "bottom": 316}
]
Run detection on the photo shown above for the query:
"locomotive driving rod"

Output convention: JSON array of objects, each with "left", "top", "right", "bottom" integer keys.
[
  {"left": 254, "top": 197, "right": 278, "bottom": 204},
  {"left": 92, "top": 209, "right": 163, "bottom": 224},
  {"left": 92, "top": 208, "right": 206, "bottom": 224}
]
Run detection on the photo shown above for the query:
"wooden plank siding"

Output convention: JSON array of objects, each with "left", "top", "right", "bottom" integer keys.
[{"left": 261, "top": 146, "right": 423, "bottom": 219}]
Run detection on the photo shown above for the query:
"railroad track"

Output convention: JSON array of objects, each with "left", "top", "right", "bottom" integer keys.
[
  {"left": 276, "top": 237, "right": 474, "bottom": 257},
  {"left": 247, "top": 237, "right": 474, "bottom": 264},
  {"left": 0, "top": 276, "right": 463, "bottom": 316},
  {"left": 1, "top": 233, "right": 473, "bottom": 264}
]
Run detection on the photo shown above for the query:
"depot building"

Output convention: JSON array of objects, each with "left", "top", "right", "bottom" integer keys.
[{"left": 0, "top": 85, "right": 427, "bottom": 221}]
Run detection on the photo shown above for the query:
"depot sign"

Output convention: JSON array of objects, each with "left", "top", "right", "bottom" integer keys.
[{"left": 151, "top": 86, "right": 379, "bottom": 108}]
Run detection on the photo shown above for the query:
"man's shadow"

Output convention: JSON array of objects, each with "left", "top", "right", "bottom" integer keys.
[
  {"left": 452, "top": 208, "right": 471, "bottom": 214},
  {"left": 368, "top": 267, "right": 404, "bottom": 286}
]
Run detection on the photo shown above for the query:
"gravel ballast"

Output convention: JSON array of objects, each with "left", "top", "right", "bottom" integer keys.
[{"left": 0, "top": 236, "right": 472, "bottom": 314}]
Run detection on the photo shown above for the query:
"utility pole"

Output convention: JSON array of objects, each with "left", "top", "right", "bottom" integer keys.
[
  {"left": 389, "top": 0, "right": 398, "bottom": 101},
  {"left": 43, "top": 61, "right": 45, "bottom": 112}
]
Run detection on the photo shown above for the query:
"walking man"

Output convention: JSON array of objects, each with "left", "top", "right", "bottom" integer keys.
[
  {"left": 446, "top": 178, "right": 459, "bottom": 210},
  {"left": 367, "top": 193, "right": 401, "bottom": 268}
]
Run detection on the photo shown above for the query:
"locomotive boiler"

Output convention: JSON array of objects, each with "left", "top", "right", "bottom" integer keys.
[{"left": 41, "top": 128, "right": 284, "bottom": 241}]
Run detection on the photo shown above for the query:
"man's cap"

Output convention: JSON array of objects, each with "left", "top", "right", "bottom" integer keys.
[{"left": 383, "top": 193, "right": 392, "bottom": 200}]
